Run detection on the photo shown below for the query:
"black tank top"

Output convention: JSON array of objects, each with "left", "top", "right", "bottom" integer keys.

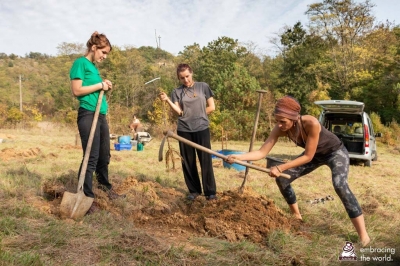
[{"left": 288, "top": 116, "right": 343, "bottom": 156}]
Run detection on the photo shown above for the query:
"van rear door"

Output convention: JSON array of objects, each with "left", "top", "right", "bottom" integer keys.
[{"left": 314, "top": 100, "right": 364, "bottom": 113}]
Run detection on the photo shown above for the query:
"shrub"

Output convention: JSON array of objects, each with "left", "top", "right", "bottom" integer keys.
[
  {"left": 0, "top": 103, "right": 7, "bottom": 126},
  {"left": 7, "top": 107, "right": 24, "bottom": 124}
]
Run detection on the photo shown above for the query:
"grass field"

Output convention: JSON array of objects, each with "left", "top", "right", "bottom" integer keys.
[{"left": 0, "top": 123, "right": 399, "bottom": 265}]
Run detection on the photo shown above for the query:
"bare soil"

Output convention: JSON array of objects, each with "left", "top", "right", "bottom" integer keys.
[{"left": 39, "top": 174, "right": 304, "bottom": 248}]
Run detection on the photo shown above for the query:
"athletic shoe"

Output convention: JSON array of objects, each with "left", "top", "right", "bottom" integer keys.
[
  {"left": 206, "top": 195, "right": 218, "bottom": 201},
  {"left": 187, "top": 193, "right": 200, "bottom": 200}
]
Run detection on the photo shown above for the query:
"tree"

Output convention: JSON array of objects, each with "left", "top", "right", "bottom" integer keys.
[
  {"left": 26, "top": 52, "right": 51, "bottom": 60},
  {"left": 56, "top": 42, "right": 85, "bottom": 56},
  {"left": 177, "top": 43, "right": 202, "bottom": 72},
  {"left": 213, "top": 63, "right": 261, "bottom": 139},
  {"left": 271, "top": 22, "right": 330, "bottom": 112},
  {"left": 306, "top": 0, "right": 375, "bottom": 98},
  {"left": 104, "top": 47, "right": 147, "bottom": 108},
  {"left": 197, "top": 36, "right": 248, "bottom": 89},
  {"left": 359, "top": 25, "right": 400, "bottom": 123}
]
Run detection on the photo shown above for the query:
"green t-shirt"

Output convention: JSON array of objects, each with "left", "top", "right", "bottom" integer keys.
[{"left": 69, "top": 57, "right": 108, "bottom": 114}]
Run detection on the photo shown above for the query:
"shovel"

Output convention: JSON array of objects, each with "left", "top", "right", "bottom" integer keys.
[
  {"left": 239, "top": 90, "right": 268, "bottom": 193},
  {"left": 159, "top": 130, "right": 291, "bottom": 179},
  {"left": 60, "top": 90, "right": 104, "bottom": 220}
]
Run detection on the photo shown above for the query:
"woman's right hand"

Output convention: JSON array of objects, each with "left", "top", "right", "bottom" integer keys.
[
  {"left": 269, "top": 166, "right": 280, "bottom": 178},
  {"left": 159, "top": 92, "right": 168, "bottom": 101}
]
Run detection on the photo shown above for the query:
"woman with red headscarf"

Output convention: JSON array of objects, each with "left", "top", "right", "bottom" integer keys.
[{"left": 226, "top": 96, "right": 370, "bottom": 247}]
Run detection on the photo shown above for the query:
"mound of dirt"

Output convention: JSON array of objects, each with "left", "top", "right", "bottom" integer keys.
[
  {"left": 141, "top": 189, "right": 301, "bottom": 244},
  {"left": 42, "top": 175, "right": 302, "bottom": 246},
  {"left": 0, "top": 147, "right": 41, "bottom": 161}
]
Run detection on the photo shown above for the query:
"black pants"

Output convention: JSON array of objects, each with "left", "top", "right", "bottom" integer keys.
[
  {"left": 177, "top": 128, "right": 216, "bottom": 196},
  {"left": 77, "top": 107, "right": 112, "bottom": 198},
  {"left": 275, "top": 145, "right": 362, "bottom": 218}
]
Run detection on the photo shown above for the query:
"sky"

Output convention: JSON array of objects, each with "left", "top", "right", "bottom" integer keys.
[{"left": 1, "top": 0, "right": 399, "bottom": 57}]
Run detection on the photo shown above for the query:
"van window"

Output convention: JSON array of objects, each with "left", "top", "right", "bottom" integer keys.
[{"left": 333, "top": 125, "right": 342, "bottom": 133}]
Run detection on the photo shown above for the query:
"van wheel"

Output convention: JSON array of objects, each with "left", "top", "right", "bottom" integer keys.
[
  {"left": 372, "top": 151, "right": 378, "bottom": 161},
  {"left": 364, "top": 159, "right": 372, "bottom": 167}
]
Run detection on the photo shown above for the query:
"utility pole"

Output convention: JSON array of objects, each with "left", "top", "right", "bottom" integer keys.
[
  {"left": 19, "top": 74, "right": 23, "bottom": 112},
  {"left": 155, "top": 29, "right": 159, "bottom": 48}
]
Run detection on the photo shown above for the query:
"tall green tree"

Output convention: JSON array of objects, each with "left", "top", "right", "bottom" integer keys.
[
  {"left": 213, "top": 63, "right": 261, "bottom": 139},
  {"left": 178, "top": 37, "right": 263, "bottom": 139},
  {"left": 177, "top": 43, "right": 202, "bottom": 72},
  {"left": 197, "top": 37, "right": 248, "bottom": 89},
  {"left": 271, "top": 22, "right": 330, "bottom": 112},
  {"left": 306, "top": 0, "right": 375, "bottom": 99},
  {"left": 359, "top": 25, "right": 400, "bottom": 123}
]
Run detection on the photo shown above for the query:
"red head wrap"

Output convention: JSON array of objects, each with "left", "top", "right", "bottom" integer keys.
[{"left": 274, "top": 96, "right": 301, "bottom": 120}]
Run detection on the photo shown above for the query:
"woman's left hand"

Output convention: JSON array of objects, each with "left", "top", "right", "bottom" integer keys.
[
  {"left": 269, "top": 166, "right": 281, "bottom": 178},
  {"left": 225, "top": 155, "right": 236, "bottom": 164},
  {"left": 104, "top": 79, "right": 112, "bottom": 90}
]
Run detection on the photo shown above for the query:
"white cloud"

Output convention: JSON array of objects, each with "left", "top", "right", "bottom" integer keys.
[{"left": 0, "top": 0, "right": 398, "bottom": 57}]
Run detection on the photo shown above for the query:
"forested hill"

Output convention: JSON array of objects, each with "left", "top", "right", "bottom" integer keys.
[{"left": 1, "top": 0, "right": 399, "bottom": 140}]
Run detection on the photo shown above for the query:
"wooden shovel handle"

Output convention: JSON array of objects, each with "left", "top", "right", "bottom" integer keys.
[
  {"left": 163, "top": 130, "right": 291, "bottom": 179},
  {"left": 77, "top": 90, "right": 105, "bottom": 191}
]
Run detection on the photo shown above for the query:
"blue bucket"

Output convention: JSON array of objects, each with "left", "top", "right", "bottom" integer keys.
[
  {"left": 211, "top": 150, "right": 222, "bottom": 159},
  {"left": 118, "top": 135, "right": 131, "bottom": 144},
  {"left": 220, "top": 149, "right": 246, "bottom": 172}
]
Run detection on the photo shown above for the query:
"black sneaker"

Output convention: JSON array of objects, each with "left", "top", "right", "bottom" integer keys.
[
  {"left": 206, "top": 195, "right": 218, "bottom": 201},
  {"left": 187, "top": 193, "right": 200, "bottom": 200},
  {"left": 108, "top": 189, "right": 126, "bottom": 200}
]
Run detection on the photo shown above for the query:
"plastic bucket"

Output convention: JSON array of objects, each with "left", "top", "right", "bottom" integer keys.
[
  {"left": 118, "top": 135, "right": 131, "bottom": 144},
  {"left": 137, "top": 142, "right": 144, "bottom": 151},
  {"left": 266, "top": 156, "right": 285, "bottom": 168},
  {"left": 211, "top": 150, "right": 222, "bottom": 159},
  {"left": 131, "top": 140, "right": 137, "bottom": 150},
  {"left": 220, "top": 149, "right": 246, "bottom": 172}
]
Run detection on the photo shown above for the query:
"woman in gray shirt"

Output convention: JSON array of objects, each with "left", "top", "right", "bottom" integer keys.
[{"left": 159, "top": 64, "right": 217, "bottom": 201}]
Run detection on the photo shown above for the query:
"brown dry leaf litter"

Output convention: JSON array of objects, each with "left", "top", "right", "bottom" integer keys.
[{"left": 42, "top": 175, "right": 303, "bottom": 246}]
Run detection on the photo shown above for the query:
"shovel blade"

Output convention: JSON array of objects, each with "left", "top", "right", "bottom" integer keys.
[{"left": 60, "top": 190, "right": 94, "bottom": 220}]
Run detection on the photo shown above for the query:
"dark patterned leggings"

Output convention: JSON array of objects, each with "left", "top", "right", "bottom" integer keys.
[{"left": 275, "top": 145, "right": 362, "bottom": 218}]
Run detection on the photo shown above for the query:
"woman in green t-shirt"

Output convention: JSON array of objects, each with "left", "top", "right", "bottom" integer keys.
[{"left": 70, "top": 31, "right": 124, "bottom": 214}]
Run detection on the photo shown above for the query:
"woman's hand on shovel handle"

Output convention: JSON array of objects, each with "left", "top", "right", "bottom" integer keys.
[
  {"left": 225, "top": 155, "right": 238, "bottom": 164},
  {"left": 269, "top": 166, "right": 282, "bottom": 178},
  {"left": 102, "top": 80, "right": 112, "bottom": 91}
]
